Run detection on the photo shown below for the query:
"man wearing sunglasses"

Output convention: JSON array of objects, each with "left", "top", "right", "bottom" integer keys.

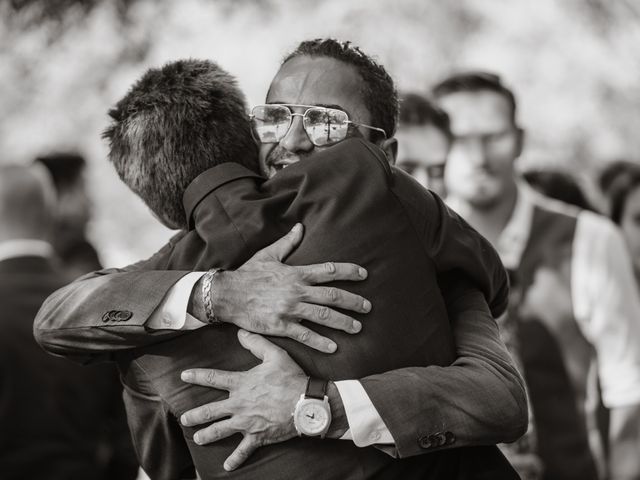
[{"left": 35, "top": 40, "right": 526, "bottom": 478}]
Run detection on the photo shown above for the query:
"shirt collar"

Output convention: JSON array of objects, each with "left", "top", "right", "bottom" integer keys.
[
  {"left": 497, "top": 181, "right": 535, "bottom": 270},
  {"left": 0, "top": 239, "right": 54, "bottom": 263}
]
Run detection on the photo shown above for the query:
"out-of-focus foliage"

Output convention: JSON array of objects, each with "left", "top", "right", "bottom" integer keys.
[{"left": 2, "top": 0, "right": 639, "bottom": 265}]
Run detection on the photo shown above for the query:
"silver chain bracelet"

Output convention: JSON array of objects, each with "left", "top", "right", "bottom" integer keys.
[{"left": 202, "top": 268, "right": 223, "bottom": 324}]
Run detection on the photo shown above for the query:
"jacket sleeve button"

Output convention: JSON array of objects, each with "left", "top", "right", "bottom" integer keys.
[
  {"left": 418, "top": 435, "right": 433, "bottom": 449},
  {"left": 434, "top": 432, "right": 447, "bottom": 447}
]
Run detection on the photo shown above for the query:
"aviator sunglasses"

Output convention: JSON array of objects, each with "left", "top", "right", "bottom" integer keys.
[{"left": 250, "top": 104, "right": 387, "bottom": 147}]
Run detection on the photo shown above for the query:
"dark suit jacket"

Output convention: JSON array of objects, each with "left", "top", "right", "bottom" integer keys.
[
  {"left": 0, "top": 255, "right": 138, "bottom": 480},
  {"left": 34, "top": 140, "right": 526, "bottom": 477},
  {"left": 111, "top": 139, "right": 518, "bottom": 479}
]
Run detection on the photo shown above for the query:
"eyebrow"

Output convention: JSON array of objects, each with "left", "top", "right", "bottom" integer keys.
[{"left": 267, "top": 101, "right": 352, "bottom": 116}]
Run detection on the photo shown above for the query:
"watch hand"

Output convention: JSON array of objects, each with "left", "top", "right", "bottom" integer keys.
[{"left": 306, "top": 413, "right": 315, "bottom": 419}]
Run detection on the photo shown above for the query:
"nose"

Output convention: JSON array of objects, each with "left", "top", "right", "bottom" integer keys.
[
  {"left": 456, "top": 136, "right": 489, "bottom": 168},
  {"left": 280, "top": 114, "right": 314, "bottom": 153}
]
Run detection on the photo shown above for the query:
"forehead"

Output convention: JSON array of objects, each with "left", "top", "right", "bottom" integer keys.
[
  {"left": 266, "top": 55, "right": 370, "bottom": 122},
  {"left": 438, "top": 90, "right": 513, "bottom": 135}
]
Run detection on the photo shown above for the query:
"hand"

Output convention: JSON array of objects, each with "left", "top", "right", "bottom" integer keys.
[
  {"left": 180, "top": 329, "right": 307, "bottom": 471},
  {"left": 196, "top": 223, "right": 372, "bottom": 353}
]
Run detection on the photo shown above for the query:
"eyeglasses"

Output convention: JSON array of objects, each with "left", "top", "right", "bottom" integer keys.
[
  {"left": 250, "top": 104, "right": 387, "bottom": 147},
  {"left": 397, "top": 161, "right": 446, "bottom": 180},
  {"left": 452, "top": 129, "right": 519, "bottom": 151}
]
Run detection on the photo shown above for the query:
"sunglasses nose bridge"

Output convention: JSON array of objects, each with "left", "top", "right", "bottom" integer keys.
[{"left": 279, "top": 110, "right": 315, "bottom": 151}]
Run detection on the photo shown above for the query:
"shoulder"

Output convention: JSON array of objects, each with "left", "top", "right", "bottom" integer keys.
[{"left": 575, "top": 209, "right": 623, "bottom": 246}]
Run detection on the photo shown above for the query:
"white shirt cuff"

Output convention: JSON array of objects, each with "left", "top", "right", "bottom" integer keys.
[
  {"left": 334, "top": 380, "right": 394, "bottom": 446},
  {"left": 147, "top": 272, "right": 207, "bottom": 330}
]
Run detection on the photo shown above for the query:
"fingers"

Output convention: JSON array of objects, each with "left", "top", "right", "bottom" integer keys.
[
  {"left": 236, "top": 329, "right": 287, "bottom": 361},
  {"left": 282, "top": 322, "right": 337, "bottom": 353},
  {"left": 192, "top": 418, "right": 239, "bottom": 446},
  {"left": 181, "top": 368, "right": 239, "bottom": 391},
  {"left": 181, "top": 400, "right": 231, "bottom": 427},
  {"left": 301, "top": 286, "right": 371, "bottom": 314},
  {"left": 249, "top": 223, "right": 303, "bottom": 262},
  {"left": 294, "top": 301, "right": 362, "bottom": 333},
  {"left": 224, "top": 436, "right": 259, "bottom": 472},
  {"left": 298, "top": 261, "right": 368, "bottom": 284}
]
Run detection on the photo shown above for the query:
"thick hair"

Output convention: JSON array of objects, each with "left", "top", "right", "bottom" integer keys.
[
  {"left": 599, "top": 160, "right": 637, "bottom": 196},
  {"left": 34, "top": 152, "right": 86, "bottom": 192},
  {"left": 103, "top": 59, "right": 259, "bottom": 229},
  {"left": 606, "top": 162, "right": 640, "bottom": 224},
  {"left": 523, "top": 169, "right": 595, "bottom": 212},
  {"left": 282, "top": 39, "right": 398, "bottom": 139},
  {"left": 433, "top": 71, "right": 518, "bottom": 125},
  {"left": 399, "top": 92, "right": 452, "bottom": 142}
]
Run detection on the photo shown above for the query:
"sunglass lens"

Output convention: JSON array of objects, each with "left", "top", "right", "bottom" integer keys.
[
  {"left": 251, "top": 105, "right": 291, "bottom": 143},
  {"left": 303, "top": 108, "right": 349, "bottom": 146}
]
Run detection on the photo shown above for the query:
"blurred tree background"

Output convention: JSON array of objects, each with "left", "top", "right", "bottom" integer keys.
[{"left": 2, "top": 0, "right": 640, "bottom": 265}]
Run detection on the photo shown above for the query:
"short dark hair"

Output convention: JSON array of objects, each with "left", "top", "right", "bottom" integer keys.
[
  {"left": 34, "top": 152, "right": 86, "bottom": 193},
  {"left": 606, "top": 162, "right": 640, "bottom": 224},
  {"left": 598, "top": 160, "right": 637, "bottom": 196},
  {"left": 522, "top": 169, "right": 595, "bottom": 212},
  {"left": 282, "top": 39, "right": 398, "bottom": 139},
  {"left": 103, "top": 59, "right": 259, "bottom": 229},
  {"left": 399, "top": 92, "right": 452, "bottom": 141},
  {"left": 433, "top": 71, "right": 518, "bottom": 125}
]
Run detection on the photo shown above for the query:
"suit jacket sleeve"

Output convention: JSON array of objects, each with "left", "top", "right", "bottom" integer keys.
[
  {"left": 391, "top": 171, "right": 509, "bottom": 318},
  {"left": 34, "top": 233, "right": 191, "bottom": 364},
  {"left": 361, "top": 274, "right": 528, "bottom": 458}
]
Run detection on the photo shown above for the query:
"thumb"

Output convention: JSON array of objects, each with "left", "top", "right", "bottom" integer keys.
[
  {"left": 252, "top": 223, "right": 303, "bottom": 262},
  {"left": 237, "top": 329, "right": 284, "bottom": 361}
]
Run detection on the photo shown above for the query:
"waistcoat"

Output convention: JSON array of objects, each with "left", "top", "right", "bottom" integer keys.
[{"left": 516, "top": 203, "right": 599, "bottom": 480}]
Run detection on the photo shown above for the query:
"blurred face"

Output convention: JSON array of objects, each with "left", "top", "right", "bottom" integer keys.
[
  {"left": 438, "top": 90, "right": 522, "bottom": 209},
  {"left": 396, "top": 125, "right": 450, "bottom": 195},
  {"left": 620, "top": 185, "right": 640, "bottom": 276},
  {"left": 259, "top": 55, "right": 374, "bottom": 178}
]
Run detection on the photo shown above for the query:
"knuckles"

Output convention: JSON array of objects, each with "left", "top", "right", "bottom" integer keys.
[
  {"left": 297, "top": 329, "right": 310, "bottom": 343},
  {"left": 206, "top": 370, "right": 217, "bottom": 386},
  {"left": 325, "top": 287, "right": 339, "bottom": 302},
  {"left": 316, "top": 305, "right": 330, "bottom": 320}
]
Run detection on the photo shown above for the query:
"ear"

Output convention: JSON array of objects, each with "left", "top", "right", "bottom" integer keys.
[
  {"left": 379, "top": 137, "right": 398, "bottom": 165},
  {"left": 514, "top": 127, "right": 525, "bottom": 158}
]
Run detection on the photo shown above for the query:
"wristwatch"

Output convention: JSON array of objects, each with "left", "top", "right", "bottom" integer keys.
[{"left": 293, "top": 377, "right": 332, "bottom": 438}]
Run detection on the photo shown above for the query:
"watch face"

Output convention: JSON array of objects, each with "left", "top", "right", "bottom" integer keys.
[{"left": 295, "top": 400, "right": 330, "bottom": 435}]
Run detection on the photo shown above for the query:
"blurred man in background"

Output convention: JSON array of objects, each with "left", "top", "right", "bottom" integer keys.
[
  {"left": 35, "top": 152, "right": 102, "bottom": 280},
  {"left": 395, "top": 92, "right": 451, "bottom": 196},
  {"left": 0, "top": 164, "right": 137, "bottom": 480},
  {"left": 434, "top": 71, "right": 640, "bottom": 480}
]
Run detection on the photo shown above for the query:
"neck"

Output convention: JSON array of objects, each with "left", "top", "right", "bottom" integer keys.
[{"left": 449, "top": 185, "right": 518, "bottom": 246}]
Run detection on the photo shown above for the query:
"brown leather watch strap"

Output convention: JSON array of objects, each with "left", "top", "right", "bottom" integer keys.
[{"left": 305, "top": 377, "right": 328, "bottom": 399}]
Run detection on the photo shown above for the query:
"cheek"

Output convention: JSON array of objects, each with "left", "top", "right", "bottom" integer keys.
[
  {"left": 446, "top": 146, "right": 471, "bottom": 174},
  {"left": 490, "top": 141, "right": 519, "bottom": 170},
  {"left": 258, "top": 145, "right": 275, "bottom": 173}
]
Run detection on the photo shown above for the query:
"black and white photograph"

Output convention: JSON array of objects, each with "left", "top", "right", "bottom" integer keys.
[{"left": 1, "top": 1, "right": 640, "bottom": 479}]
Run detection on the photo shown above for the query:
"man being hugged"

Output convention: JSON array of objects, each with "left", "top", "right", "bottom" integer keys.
[{"left": 36, "top": 43, "right": 526, "bottom": 480}]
